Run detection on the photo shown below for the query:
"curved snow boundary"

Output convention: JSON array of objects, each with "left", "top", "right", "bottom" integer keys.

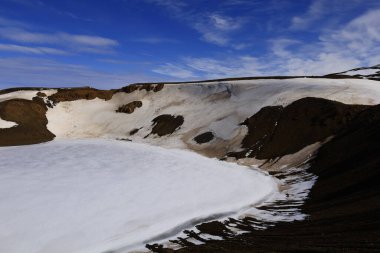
[{"left": 0, "top": 139, "right": 278, "bottom": 253}]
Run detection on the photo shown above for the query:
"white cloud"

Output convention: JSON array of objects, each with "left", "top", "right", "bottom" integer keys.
[
  {"left": 271, "top": 39, "right": 300, "bottom": 58},
  {"left": 290, "top": 0, "right": 327, "bottom": 30},
  {"left": 0, "top": 16, "right": 118, "bottom": 55},
  {"left": 0, "top": 43, "right": 67, "bottom": 55},
  {"left": 0, "top": 28, "right": 118, "bottom": 48},
  {"left": 321, "top": 8, "right": 380, "bottom": 58},
  {"left": 131, "top": 37, "right": 178, "bottom": 44},
  {"left": 193, "top": 14, "right": 244, "bottom": 46},
  {"left": 153, "top": 63, "right": 196, "bottom": 79},
  {"left": 145, "top": 1, "right": 245, "bottom": 47},
  {"left": 185, "top": 56, "right": 264, "bottom": 78},
  {"left": 209, "top": 14, "right": 242, "bottom": 31}
]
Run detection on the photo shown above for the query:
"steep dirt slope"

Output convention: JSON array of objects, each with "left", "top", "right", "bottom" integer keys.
[{"left": 0, "top": 98, "right": 55, "bottom": 146}]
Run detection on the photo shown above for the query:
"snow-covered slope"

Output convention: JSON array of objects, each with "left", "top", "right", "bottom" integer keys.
[
  {"left": 44, "top": 78, "right": 380, "bottom": 156},
  {"left": 1, "top": 74, "right": 380, "bottom": 253}
]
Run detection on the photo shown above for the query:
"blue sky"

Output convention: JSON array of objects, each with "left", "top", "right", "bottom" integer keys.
[{"left": 0, "top": 0, "right": 379, "bottom": 89}]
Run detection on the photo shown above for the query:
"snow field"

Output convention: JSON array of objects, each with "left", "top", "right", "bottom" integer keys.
[{"left": 0, "top": 139, "right": 278, "bottom": 253}]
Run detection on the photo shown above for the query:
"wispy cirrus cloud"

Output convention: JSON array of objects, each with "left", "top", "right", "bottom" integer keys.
[
  {"left": 131, "top": 37, "right": 178, "bottom": 44},
  {"left": 0, "top": 43, "right": 67, "bottom": 55},
  {"left": 145, "top": 0, "right": 246, "bottom": 47},
  {"left": 290, "top": 0, "right": 328, "bottom": 30},
  {"left": 0, "top": 16, "right": 118, "bottom": 55},
  {"left": 153, "top": 7, "right": 380, "bottom": 79},
  {"left": 153, "top": 63, "right": 196, "bottom": 79}
]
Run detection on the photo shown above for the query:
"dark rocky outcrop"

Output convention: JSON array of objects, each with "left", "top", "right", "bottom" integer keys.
[
  {"left": 0, "top": 99, "right": 55, "bottom": 146},
  {"left": 48, "top": 87, "right": 114, "bottom": 104},
  {"left": 36, "top": 92, "right": 47, "bottom": 97},
  {"left": 229, "top": 97, "right": 368, "bottom": 160},
  {"left": 0, "top": 87, "right": 48, "bottom": 95},
  {"left": 129, "top": 128, "right": 140, "bottom": 135},
  {"left": 194, "top": 132, "right": 214, "bottom": 144},
  {"left": 116, "top": 101, "right": 143, "bottom": 114},
  {"left": 152, "top": 104, "right": 380, "bottom": 253},
  {"left": 150, "top": 114, "right": 184, "bottom": 136},
  {"left": 118, "top": 83, "right": 164, "bottom": 93}
]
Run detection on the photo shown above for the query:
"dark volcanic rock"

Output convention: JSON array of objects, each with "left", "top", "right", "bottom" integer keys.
[
  {"left": 48, "top": 87, "right": 114, "bottom": 104},
  {"left": 229, "top": 97, "right": 368, "bottom": 160},
  {"left": 0, "top": 99, "right": 55, "bottom": 146},
  {"left": 156, "top": 104, "right": 380, "bottom": 253},
  {"left": 150, "top": 114, "right": 184, "bottom": 136},
  {"left": 116, "top": 101, "right": 143, "bottom": 114},
  {"left": 119, "top": 83, "right": 164, "bottom": 93},
  {"left": 194, "top": 132, "right": 214, "bottom": 144},
  {"left": 36, "top": 92, "right": 47, "bottom": 97},
  {"left": 129, "top": 128, "right": 140, "bottom": 135}
]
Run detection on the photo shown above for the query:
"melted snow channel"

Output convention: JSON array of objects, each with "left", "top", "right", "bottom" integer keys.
[{"left": 0, "top": 139, "right": 278, "bottom": 253}]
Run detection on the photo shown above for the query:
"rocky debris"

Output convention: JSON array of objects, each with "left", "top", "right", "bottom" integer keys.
[
  {"left": 36, "top": 92, "right": 47, "bottom": 97},
  {"left": 150, "top": 114, "right": 184, "bottom": 136},
  {"left": 116, "top": 101, "right": 142, "bottom": 114},
  {"left": 0, "top": 99, "right": 55, "bottom": 146},
  {"left": 129, "top": 128, "right": 140, "bottom": 135},
  {"left": 118, "top": 83, "right": 164, "bottom": 93},
  {"left": 194, "top": 132, "right": 214, "bottom": 144},
  {"left": 229, "top": 97, "right": 368, "bottom": 160},
  {"left": 47, "top": 87, "right": 114, "bottom": 104}
]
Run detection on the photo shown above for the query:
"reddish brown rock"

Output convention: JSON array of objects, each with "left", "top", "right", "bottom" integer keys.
[
  {"left": 0, "top": 99, "right": 55, "bottom": 146},
  {"left": 116, "top": 101, "right": 143, "bottom": 114}
]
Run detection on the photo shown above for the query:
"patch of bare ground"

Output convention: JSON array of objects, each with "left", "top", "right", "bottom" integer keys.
[
  {"left": 228, "top": 97, "right": 369, "bottom": 160},
  {"left": 116, "top": 101, "right": 143, "bottom": 114},
  {"left": 47, "top": 87, "right": 115, "bottom": 104},
  {"left": 118, "top": 83, "right": 164, "bottom": 93},
  {"left": 149, "top": 114, "right": 184, "bottom": 137},
  {"left": 193, "top": 132, "right": 214, "bottom": 144},
  {"left": 0, "top": 98, "right": 55, "bottom": 146}
]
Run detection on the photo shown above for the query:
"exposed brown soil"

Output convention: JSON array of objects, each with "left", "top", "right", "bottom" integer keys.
[
  {"left": 47, "top": 87, "right": 115, "bottom": 104},
  {"left": 229, "top": 97, "right": 368, "bottom": 160},
  {"left": 36, "top": 92, "right": 46, "bottom": 97},
  {"left": 194, "top": 132, "right": 214, "bottom": 144},
  {"left": 149, "top": 104, "right": 380, "bottom": 253},
  {"left": 0, "top": 87, "right": 48, "bottom": 95},
  {"left": 116, "top": 101, "right": 143, "bottom": 114},
  {"left": 150, "top": 114, "right": 184, "bottom": 136},
  {"left": 118, "top": 83, "right": 164, "bottom": 93},
  {"left": 0, "top": 99, "right": 55, "bottom": 146}
]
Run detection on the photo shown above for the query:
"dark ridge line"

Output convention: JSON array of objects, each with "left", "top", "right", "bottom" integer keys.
[
  {"left": 127, "top": 74, "right": 365, "bottom": 86},
  {"left": 1, "top": 74, "right": 374, "bottom": 95}
]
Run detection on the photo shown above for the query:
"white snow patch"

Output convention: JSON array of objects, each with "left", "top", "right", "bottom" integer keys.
[
  {"left": 0, "top": 139, "right": 278, "bottom": 253},
  {"left": 0, "top": 89, "right": 57, "bottom": 102},
  {"left": 0, "top": 117, "right": 17, "bottom": 128}
]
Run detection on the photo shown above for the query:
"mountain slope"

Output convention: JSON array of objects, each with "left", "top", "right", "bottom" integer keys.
[{"left": 1, "top": 72, "right": 380, "bottom": 252}]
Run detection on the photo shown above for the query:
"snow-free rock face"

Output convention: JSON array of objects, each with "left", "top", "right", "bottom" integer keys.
[{"left": 1, "top": 72, "right": 380, "bottom": 252}]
